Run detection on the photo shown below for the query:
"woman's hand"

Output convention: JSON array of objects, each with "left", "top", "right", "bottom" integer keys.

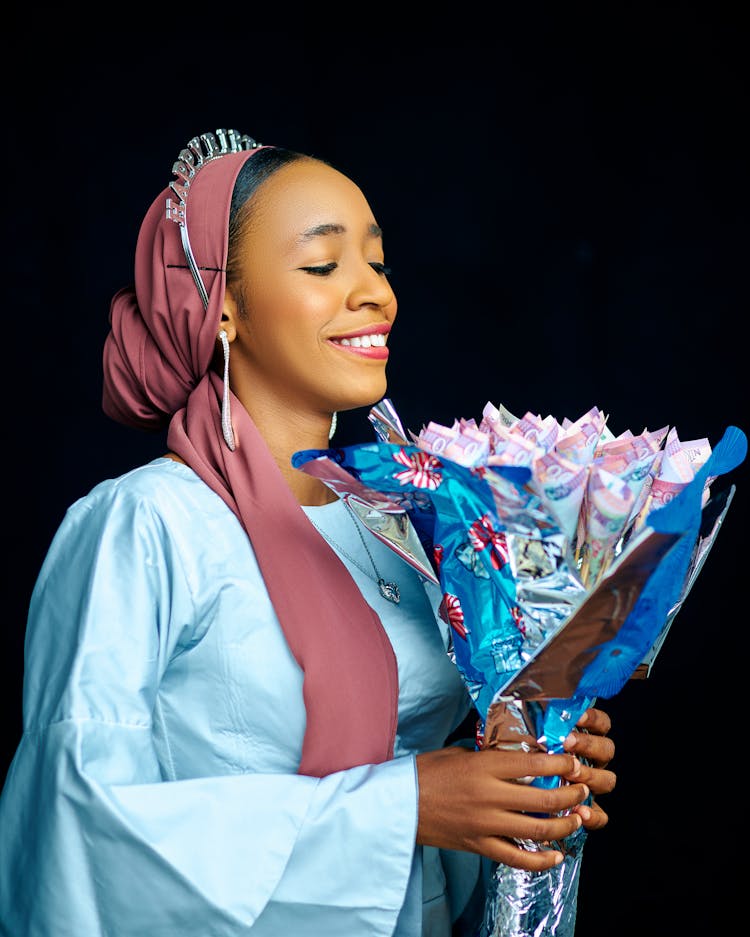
[
  {"left": 562, "top": 706, "right": 616, "bottom": 832},
  {"left": 415, "top": 746, "right": 590, "bottom": 871}
]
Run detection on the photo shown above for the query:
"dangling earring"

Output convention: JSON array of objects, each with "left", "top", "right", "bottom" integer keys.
[
  {"left": 328, "top": 411, "right": 338, "bottom": 441},
  {"left": 218, "top": 329, "right": 236, "bottom": 451}
]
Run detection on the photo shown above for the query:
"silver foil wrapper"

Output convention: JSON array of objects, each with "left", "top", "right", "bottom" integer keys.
[
  {"left": 477, "top": 698, "right": 587, "bottom": 937},
  {"left": 480, "top": 825, "right": 587, "bottom": 937}
]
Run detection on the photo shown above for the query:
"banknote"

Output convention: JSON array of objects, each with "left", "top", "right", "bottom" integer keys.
[
  {"left": 487, "top": 432, "right": 537, "bottom": 468},
  {"left": 630, "top": 427, "right": 703, "bottom": 531},
  {"left": 445, "top": 424, "right": 490, "bottom": 466},
  {"left": 555, "top": 406, "right": 607, "bottom": 465},
  {"left": 511, "top": 412, "right": 560, "bottom": 450},
  {"left": 417, "top": 420, "right": 490, "bottom": 467},
  {"left": 578, "top": 466, "right": 636, "bottom": 587},
  {"left": 595, "top": 432, "right": 661, "bottom": 512},
  {"left": 531, "top": 449, "right": 589, "bottom": 543},
  {"left": 418, "top": 420, "right": 457, "bottom": 455}
]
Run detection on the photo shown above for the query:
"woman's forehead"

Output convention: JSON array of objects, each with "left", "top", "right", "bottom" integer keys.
[{"left": 250, "top": 159, "right": 379, "bottom": 244}]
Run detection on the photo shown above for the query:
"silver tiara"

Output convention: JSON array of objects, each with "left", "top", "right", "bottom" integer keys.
[{"left": 166, "top": 129, "right": 260, "bottom": 308}]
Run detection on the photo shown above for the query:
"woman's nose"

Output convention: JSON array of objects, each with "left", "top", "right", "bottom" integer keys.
[{"left": 347, "top": 264, "right": 395, "bottom": 311}]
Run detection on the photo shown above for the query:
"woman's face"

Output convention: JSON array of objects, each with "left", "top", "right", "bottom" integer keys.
[{"left": 225, "top": 158, "right": 398, "bottom": 423}]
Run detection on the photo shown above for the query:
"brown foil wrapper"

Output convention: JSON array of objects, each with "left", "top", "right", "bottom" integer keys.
[{"left": 493, "top": 526, "right": 680, "bottom": 705}]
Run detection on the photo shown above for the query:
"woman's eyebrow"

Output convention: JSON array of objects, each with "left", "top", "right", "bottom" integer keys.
[{"left": 297, "top": 222, "right": 383, "bottom": 243}]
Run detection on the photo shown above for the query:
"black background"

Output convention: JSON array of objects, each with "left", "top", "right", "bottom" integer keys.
[{"left": 4, "top": 12, "right": 747, "bottom": 936}]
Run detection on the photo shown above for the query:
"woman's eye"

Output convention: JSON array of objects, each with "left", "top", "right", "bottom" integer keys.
[
  {"left": 300, "top": 263, "right": 337, "bottom": 276},
  {"left": 299, "top": 261, "right": 391, "bottom": 277}
]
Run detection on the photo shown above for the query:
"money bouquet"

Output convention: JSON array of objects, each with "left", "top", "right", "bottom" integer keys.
[{"left": 293, "top": 398, "right": 745, "bottom": 936}]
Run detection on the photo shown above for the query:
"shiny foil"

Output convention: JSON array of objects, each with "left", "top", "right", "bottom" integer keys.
[{"left": 479, "top": 825, "right": 587, "bottom": 937}]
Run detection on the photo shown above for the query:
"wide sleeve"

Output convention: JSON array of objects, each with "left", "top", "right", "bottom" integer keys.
[{"left": 0, "top": 480, "right": 418, "bottom": 937}]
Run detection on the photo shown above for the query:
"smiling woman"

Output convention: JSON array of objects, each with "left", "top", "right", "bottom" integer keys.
[
  {"left": 220, "top": 154, "right": 398, "bottom": 478},
  {"left": 0, "top": 129, "right": 616, "bottom": 937}
]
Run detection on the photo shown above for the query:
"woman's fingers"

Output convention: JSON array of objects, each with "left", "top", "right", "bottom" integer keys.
[
  {"left": 562, "top": 708, "right": 617, "bottom": 795},
  {"left": 488, "top": 803, "right": 585, "bottom": 844},
  {"left": 574, "top": 797, "right": 609, "bottom": 831},
  {"left": 496, "top": 777, "right": 591, "bottom": 819},
  {"left": 477, "top": 838, "right": 567, "bottom": 871},
  {"left": 416, "top": 747, "right": 593, "bottom": 859},
  {"left": 564, "top": 728, "right": 615, "bottom": 767},
  {"left": 477, "top": 748, "right": 584, "bottom": 782},
  {"left": 415, "top": 709, "right": 617, "bottom": 864},
  {"left": 569, "top": 733, "right": 615, "bottom": 766},
  {"left": 576, "top": 706, "right": 612, "bottom": 737},
  {"left": 563, "top": 733, "right": 616, "bottom": 787}
]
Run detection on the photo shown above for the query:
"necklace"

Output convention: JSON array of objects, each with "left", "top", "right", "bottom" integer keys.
[{"left": 309, "top": 501, "right": 401, "bottom": 604}]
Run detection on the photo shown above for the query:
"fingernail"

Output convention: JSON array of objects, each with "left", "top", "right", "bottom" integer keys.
[
  {"left": 563, "top": 732, "right": 576, "bottom": 749},
  {"left": 553, "top": 852, "right": 564, "bottom": 865},
  {"left": 577, "top": 710, "right": 588, "bottom": 725}
]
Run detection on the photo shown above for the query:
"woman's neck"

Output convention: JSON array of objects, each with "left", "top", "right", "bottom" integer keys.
[{"left": 248, "top": 404, "right": 338, "bottom": 506}]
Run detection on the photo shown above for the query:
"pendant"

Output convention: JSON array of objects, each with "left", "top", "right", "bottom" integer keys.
[{"left": 378, "top": 579, "right": 401, "bottom": 604}]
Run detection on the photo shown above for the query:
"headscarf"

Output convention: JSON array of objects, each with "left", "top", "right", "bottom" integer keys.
[{"left": 102, "top": 138, "right": 399, "bottom": 778}]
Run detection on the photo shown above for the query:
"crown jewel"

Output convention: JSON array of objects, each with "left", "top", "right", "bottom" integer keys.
[{"left": 165, "top": 129, "right": 260, "bottom": 309}]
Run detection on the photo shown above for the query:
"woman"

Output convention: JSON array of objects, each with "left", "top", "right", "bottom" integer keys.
[{"left": 0, "top": 129, "right": 615, "bottom": 936}]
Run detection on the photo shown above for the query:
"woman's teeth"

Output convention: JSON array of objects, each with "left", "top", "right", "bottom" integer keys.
[{"left": 333, "top": 334, "right": 386, "bottom": 348}]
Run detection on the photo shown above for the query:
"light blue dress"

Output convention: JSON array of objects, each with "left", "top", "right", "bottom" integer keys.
[{"left": 0, "top": 458, "right": 480, "bottom": 936}]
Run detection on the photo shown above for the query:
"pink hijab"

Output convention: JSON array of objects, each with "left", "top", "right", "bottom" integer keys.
[{"left": 102, "top": 142, "right": 398, "bottom": 777}]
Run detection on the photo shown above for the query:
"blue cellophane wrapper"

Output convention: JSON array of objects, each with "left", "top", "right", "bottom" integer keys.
[{"left": 293, "top": 401, "right": 746, "bottom": 937}]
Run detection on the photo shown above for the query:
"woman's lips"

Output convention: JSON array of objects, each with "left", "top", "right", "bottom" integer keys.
[
  {"left": 328, "top": 339, "right": 389, "bottom": 360},
  {"left": 328, "top": 326, "right": 390, "bottom": 360}
]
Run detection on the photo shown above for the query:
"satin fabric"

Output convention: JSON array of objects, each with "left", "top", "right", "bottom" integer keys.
[{"left": 0, "top": 459, "right": 479, "bottom": 936}]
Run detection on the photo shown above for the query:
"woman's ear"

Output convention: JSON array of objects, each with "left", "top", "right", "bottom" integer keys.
[{"left": 219, "top": 288, "right": 240, "bottom": 342}]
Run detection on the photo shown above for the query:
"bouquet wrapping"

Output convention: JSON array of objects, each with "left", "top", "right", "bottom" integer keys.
[{"left": 293, "top": 398, "right": 745, "bottom": 936}]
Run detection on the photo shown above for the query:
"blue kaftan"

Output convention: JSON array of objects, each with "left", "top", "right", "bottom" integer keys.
[{"left": 0, "top": 458, "right": 481, "bottom": 936}]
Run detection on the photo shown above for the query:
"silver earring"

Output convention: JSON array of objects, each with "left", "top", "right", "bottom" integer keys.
[
  {"left": 329, "top": 411, "right": 338, "bottom": 441},
  {"left": 219, "top": 329, "right": 236, "bottom": 451}
]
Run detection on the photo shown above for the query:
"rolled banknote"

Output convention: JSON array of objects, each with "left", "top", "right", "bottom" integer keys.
[
  {"left": 509, "top": 411, "right": 560, "bottom": 451},
  {"left": 554, "top": 406, "right": 607, "bottom": 466},
  {"left": 631, "top": 427, "right": 698, "bottom": 532},
  {"left": 416, "top": 420, "right": 491, "bottom": 467},
  {"left": 482, "top": 400, "right": 521, "bottom": 430},
  {"left": 578, "top": 466, "right": 635, "bottom": 588},
  {"left": 530, "top": 448, "right": 589, "bottom": 544},
  {"left": 445, "top": 424, "right": 490, "bottom": 466},
  {"left": 487, "top": 432, "right": 538, "bottom": 468},
  {"left": 595, "top": 432, "right": 661, "bottom": 545}
]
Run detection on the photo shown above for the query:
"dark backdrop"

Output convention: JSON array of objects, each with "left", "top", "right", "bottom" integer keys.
[{"left": 4, "top": 13, "right": 747, "bottom": 936}]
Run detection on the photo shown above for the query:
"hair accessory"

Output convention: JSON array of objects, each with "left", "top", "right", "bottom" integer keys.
[
  {"left": 166, "top": 129, "right": 260, "bottom": 309},
  {"left": 218, "top": 329, "right": 236, "bottom": 450},
  {"left": 329, "top": 411, "right": 338, "bottom": 440}
]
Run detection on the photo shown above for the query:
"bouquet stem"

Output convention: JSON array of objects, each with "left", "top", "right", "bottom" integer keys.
[{"left": 480, "top": 825, "right": 587, "bottom": 937}]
